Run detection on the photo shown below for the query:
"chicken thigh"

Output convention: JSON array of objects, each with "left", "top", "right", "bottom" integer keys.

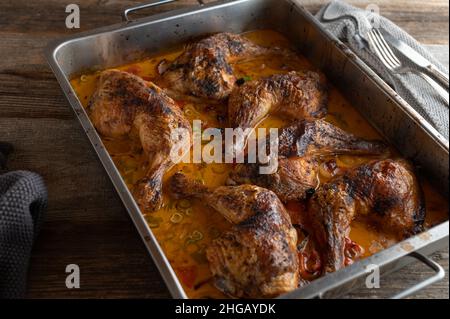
[
  {"left": 308, "top": 159, "right": 425, "bottom": 273},
  {"left": 169, "top": 172, "right": 299, "bottom": 298},
  {"left": 229, "top": 120, "right": 388, "bottom": 202},
  {"left": 161, "top": 33, "right": 268, "bottom": 100},
  {"left": 88, "top": 70, "right": 191, "bottom": 212},
  {"left": 229, "top": 72, "right": 328, "bottom": 129},
  {"left": 226, "top": 71, "right": 328, "bottom": 157}
]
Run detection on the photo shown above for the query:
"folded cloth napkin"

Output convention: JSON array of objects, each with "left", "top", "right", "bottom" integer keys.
[
  {"left": 316, "top": 0, "right": 449, "bottom": 140},
  {"left": 0, "top": 144, "right": 47, "bottom": 299}
]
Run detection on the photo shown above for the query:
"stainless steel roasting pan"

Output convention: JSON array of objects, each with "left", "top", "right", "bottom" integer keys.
[{"left": 45, "top": 0, "right": 449, "bottom": 299}]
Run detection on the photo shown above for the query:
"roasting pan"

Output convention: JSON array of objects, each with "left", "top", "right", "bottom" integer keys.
[{"left": 45, "top": 0, "right": 449, "bottom": 299}]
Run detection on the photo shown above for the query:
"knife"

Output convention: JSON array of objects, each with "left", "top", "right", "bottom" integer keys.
[{"left": 381, "top": 31, "right": 449, "bottom": 90}]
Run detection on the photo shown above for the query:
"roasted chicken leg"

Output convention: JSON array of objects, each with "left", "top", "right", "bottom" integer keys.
[
  {"left": 169, "top": 172, "right": 299, "bottom": 298},
  {"left": 308, "top": 159, "right": 425, "bottom": 273},
  {"left": 226, "top": 71, "right": 328, "bottom": 156},
  {"left": 161, "top": 33, "right": 268, "bottom": 100},
  {"left": 88, "top": 70, "right": 191, "bottom": 212},
  {"left": 229, "top": 72, "right": 327, "bottom": 129},
  {"left": 229, "top": 120, "right": 388, "bottom": 202}
]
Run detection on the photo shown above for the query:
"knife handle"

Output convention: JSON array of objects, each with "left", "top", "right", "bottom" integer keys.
[
  {"left": 426, "top": 65, "right": 449, "bottom": 91},
  {"left": 419, "top": 72, "right": 449, "bottom": 105}
]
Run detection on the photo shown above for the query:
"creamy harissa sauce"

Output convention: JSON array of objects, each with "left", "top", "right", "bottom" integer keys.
[{"left": 70, "top": 30, "right": 448, "bottom": 298}]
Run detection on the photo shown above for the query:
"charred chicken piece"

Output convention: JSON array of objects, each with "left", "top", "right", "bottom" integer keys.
[
  {"left": 275, "top": 119, "right": 387, "bottom": 158},
  {"left": 308, "top": 159, "right": 425, "bottom": 273},
  {"left": 88, "top": 70, "right": 191, "bottom": 212},
  {"left": 229, "top": 120, "right": 388, "bottom": 202},
  {"left": 228, "top": 72, "right": 328, "bottom": 130},
  {"left": 161, "top": 33, "right": 268, "bottom": 100},
  {"left": 169, "top": 172, "right": 299, "bottom": 298},
  {"left": 229, "top": 157, "right": 320, "bottom": 203},
  {"left": 226, "top": 72, "right": 328, "bottom": 157}
]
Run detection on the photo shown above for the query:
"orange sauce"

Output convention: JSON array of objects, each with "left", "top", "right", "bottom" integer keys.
[{"left": 70, "top": 30, "right": 448, "bottom": 298}]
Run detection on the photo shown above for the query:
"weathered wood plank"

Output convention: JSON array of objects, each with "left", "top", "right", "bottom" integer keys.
[{"left": 0, "top": 0, "right": 447, "bottom": 43}]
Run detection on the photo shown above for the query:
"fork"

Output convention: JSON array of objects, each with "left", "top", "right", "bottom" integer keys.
[{"left": 367, "top": 28, "right": 449, "bottom": 104}]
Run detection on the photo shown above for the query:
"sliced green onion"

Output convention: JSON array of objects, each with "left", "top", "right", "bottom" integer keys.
[
  {"left": 186, "top": 230, "right": 203, "bottom": 245},
  {"left": 184, "top": 104, "right": 198, "bottom": 117},
  {"left": 176, "top": 199, "right": 192, "bottom": 210},
  {"left": 80, "top": 75, "right": 88, "bottom": 82},
  {"left": 148, "top": 223, "right": 160, "bottom": 229},
  {"left": 170, "top": 212, "right": 184, "bottom": 224},
  {"left": 145, "top": 215, "right": 162, "bottom": 228},
  {"left": 191, "top": 230, "right": 203, "bottom": 241}
]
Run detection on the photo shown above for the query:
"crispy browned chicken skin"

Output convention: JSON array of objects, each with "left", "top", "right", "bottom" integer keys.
[
  {"left": 169, "top": 172, "right": 299, "bottom": 298},
  {"left": 228, "top": 71, "right": 328, "bottom": 130},
  {"left": 308, "top": 159, "right": 425, "bottom": 273},
  {"left": 230, "top": 157, "right": 319, "bottom": 203},
  {"left": 226, "top": 72, "right": 328, "bottom": 156},
  {"left": 275, "top": 119, "right": 387, "bottom": 158},
  {"left": 88, "top": 70, "right": 191, "bottom": 212},
  {"left": 229, "top": 120, "right": 388, "bottom": 202},
  {"left": 161, "top": 33, "right": 267, "bottom": 100}
]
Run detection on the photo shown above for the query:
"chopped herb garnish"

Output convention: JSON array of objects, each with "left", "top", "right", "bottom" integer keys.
[
  {"left": 176, "top": 199, "right": 192, "bottom": 210},
  {"left": 186, "top": 230, "right": 204, "bottom": 245},
  {"left": 170, "top": 212, "right": 184, "bottom": 224},
  {"left": 184, "top": 208, "right": 193, "bottom": 216},
  {"left": 145, "top": 215, "right": 163, "bottom": 228}
]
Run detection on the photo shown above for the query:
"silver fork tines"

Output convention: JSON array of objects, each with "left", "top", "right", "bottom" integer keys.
[
  {"left": 367, "top": 28, "right": 449, "bottom": 104},
  {"left": 368, "top": 28, "right": 401, "bottom": 70}
]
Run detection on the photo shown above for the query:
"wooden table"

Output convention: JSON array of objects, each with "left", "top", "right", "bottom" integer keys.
[{"left": 0, "top": 0, "right": 448, "bottom": 298}]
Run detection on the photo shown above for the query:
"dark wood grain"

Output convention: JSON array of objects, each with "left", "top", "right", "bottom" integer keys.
[{"left": 0, "top": 0, "right": 448, "bottom": 299}]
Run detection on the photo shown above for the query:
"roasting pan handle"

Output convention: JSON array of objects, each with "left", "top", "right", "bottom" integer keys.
[
  {"left": 311, "top": 252, "right": 445, "bottom": 299},
  {"left": 390, "top": 252, "right": 445, "bottom": 299},
  {"left": 122, "top": 0, "right": 205, "bottom": 22}
]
